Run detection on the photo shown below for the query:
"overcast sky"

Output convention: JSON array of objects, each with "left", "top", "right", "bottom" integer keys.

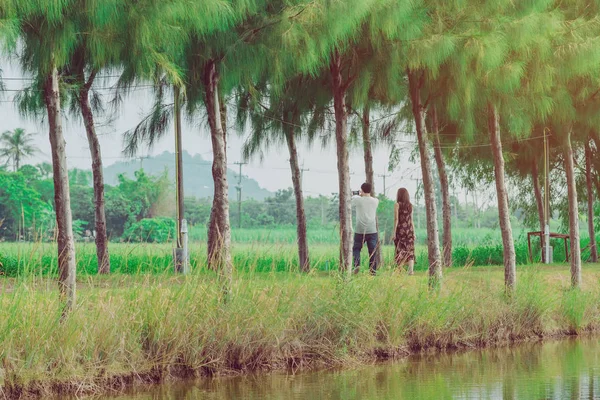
[{"left": 1, "top": 59, "right": 428, "bottom": 200}]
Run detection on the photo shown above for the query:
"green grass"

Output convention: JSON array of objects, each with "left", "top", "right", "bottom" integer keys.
[
  {"left": 1, "top": 265, "right": 600, "bottom": 398},
  {"left": 188, "top": 226, "right": 516, "bottom": 246},
  {"left": 0, "top": 233, "right": 594, "bottom": 277}
]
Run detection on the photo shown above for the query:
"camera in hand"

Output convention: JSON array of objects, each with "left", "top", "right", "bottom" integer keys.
[{"left": 352, "top": 190, "right": 360, "bottom": 196}]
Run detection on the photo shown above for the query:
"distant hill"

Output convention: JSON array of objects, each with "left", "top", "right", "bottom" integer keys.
[{"left": 103, "top": 151, "right": 273, "bottom": 200}]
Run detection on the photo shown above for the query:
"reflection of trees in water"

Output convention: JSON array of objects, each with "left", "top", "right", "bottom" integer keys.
[{"left": 109, "top": 339, "right": 600, "bottom": 400}]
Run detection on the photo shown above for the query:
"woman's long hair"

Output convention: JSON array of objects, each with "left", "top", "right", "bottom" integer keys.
[{"left": 396, "top": 188, "right": 412, "bottom": 210}]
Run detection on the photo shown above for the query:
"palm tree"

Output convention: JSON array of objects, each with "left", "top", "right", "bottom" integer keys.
[
  {"left": 36, "top": 162, "right": 53, "bottom": 179},
  {"left": 0, "top": 128, "right": 39, "bottom": 171}
]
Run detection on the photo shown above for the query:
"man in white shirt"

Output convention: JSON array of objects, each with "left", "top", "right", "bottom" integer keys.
[{"left": 351, "top": 182, "right": 380, "bottom": 275}]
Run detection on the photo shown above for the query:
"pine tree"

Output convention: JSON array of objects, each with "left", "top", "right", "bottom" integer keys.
[
  {"left": 7, "top": 0, "right": 80, "bottom": 313},
  {"left": 61, "top": 0, "right": 131, "bottom": 275},
  {"left": 236, "top": 76, "right": 325, "bottom": 272}
]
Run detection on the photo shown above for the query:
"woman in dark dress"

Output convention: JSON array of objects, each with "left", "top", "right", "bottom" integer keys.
[{"left": 392, "top": 188, "right": 415, "bottom": 274}]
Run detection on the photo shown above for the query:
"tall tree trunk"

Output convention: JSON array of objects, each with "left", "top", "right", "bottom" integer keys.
[
  {"left": 487, "top": 103, "right": 516, "bottom": 292},
  {"left": 362, "top": 104, "right": 374, "bottom": 190},
  {"left": 532, "top": 158, "right": 546, "bottom": 263},
  {"left": 407, "top": 69, "right": 442, "bottom": 288},
  {"left": 564, "top": 129, "right": 582, "bottom": 287},
  {"left": 590, "top": 134, "right": 600, "bottom": 197},
  {"left": 174, "top": 85, "right": 184, "bottom": 248},
  {"left": 431, "top": 106, "right": 452, "bottom": 268},
  {"left": 361, "top": 104, "right": 382, "bottom": 266},
  {"left": 207, "top": 206, "right": 218, "bottom": 269},
  {"left": 285, "top": 128, "right": 310, "bottom": 272},
  {"left": 79, "top": 71, "right": 110, "bottom": 274},
  {"left": 208, "top": 97, "right": 228, "bottom": 267},
  {"left": 204, "top": 60, "right": 232, "bottom": 288},
  {"left": 220, "top": 95, "right": 227, "bottom": 137},
  {"left": 330, "top": 52, "right": 353, "bottom": 275},
  {"left": 585, "top": 140, "right": 598, "bottom": 263},
  {"left": 44, "top": 65, "right": 76, "bottom": 314}
]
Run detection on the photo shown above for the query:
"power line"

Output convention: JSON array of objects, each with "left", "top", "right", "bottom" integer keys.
[
  {"left": 0, "top": 85, "right": 157, "bottom": 93},
  {"left": 1, "top": 75, "right": 131, "bottom": 81}
]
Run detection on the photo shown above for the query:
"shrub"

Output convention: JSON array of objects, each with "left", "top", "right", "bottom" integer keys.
[{"left": 122, "top": 218, "right": 175, "bottom": 243}]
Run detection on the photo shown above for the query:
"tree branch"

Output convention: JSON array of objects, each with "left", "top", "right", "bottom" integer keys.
[{"left": 84, "top": 69, "right": 98, "bottom": 91}]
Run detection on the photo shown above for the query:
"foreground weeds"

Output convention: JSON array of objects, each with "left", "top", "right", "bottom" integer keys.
[{"left": 0, "top": 265, "right": 599, "bottom": 398}]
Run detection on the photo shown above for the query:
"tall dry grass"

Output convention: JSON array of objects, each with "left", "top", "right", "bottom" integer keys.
[{"left": 1, "top": 264, "right": 599, "bottom": 398}]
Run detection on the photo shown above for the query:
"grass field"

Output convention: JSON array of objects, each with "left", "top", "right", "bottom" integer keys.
[
  {"left": 0, "top": 230, "right": 598, "bottom": 396},
  {"left": 0, "top": 234, "right": 592, "bottom": 277},
  {"left": 188, "top": 226, "right": 518, "bottom": 246},
  {"left": 1, "top": 264, "right": 600, "bottom": 398}
]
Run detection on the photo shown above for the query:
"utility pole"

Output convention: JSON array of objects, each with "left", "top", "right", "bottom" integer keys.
[
  {"left": 410, "top": 176, "right": 421, "bottom": 229},
  {"left": 300, "top": 163, "right": 309, "bottom": 187},
  {"left": 234, "top": 162, "right": 247, "bottom": 229},
  {"left": 174, "top": 86, "right": 184, "bottom": 248},
  {"left": 378, "top": 172, "right": 391, "bottom": 196},
  {"left": 173, "top": 86, "right": 187, "bottom": 273},
  {"left": 138, "top": 155, "right": 148, "bottom": 171},
  {"left": 543, "top": 127, "right": 551, "bottom": 263},
  {"left": 472, "top": 191, "right": 479, "bottom": 229},
  {"left": 416, "top": 178, "right": 421, "bottom": 229},
  {"left": 453, "top": 187, "right": 458, "bottom": 225}
]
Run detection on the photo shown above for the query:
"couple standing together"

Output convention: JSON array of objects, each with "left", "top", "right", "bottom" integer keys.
[{"left": 352, "top": 183, "right": 415, "bottom": 275}]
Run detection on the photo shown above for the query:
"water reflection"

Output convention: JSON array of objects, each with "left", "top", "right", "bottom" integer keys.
[{"left": 95, "top": 338, "right": 600, "bottom": 399}]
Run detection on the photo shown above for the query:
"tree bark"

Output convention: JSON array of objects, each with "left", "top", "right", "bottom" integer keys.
[
  {"left": 330, "top": 52, "right": 353, "bottom": 276},
  {"left": 431, "top": 106, "right": 452, "bottom": 268},
  {"left": 362, "top": 104, "right": 375, "bottom": 190},
  {"left": 79, "top": 71, "right": 110, "bottom": 274},
  {"left": 591, "top": 134, "right": 600, "bottom": 198},
  {"left": 564, "top": 129, "right": 582, "bottom": 287},
  {"left": 361, "top": 104, "right": 383, "bottom": 266},
  {"left": 44, "top": 65, "right": 76, "bottom": 314},
  {"left": 407, "top": 69, "right": 442, "bottom": 288},
  {"left": 220, "top": 95, "right": 227, "bottom": 138},
  {"left": 208, "top": 98, "right": 228, "bottom": 269},
  {"left": 585, "top": 140, "right": 597, "bottom": 263},
  {"left": 532, "top": 158, "right": 546, "bottom": 263},
  {"left": 204, "top": 60, "right": 233, "bottom": 288},
  {"left": 174, "top": 85, "right": 184, "bottom": 248},
  {"left": 487, "top": 103, "right": 516, "bottom": 292},
  {"left": 285, "top": 128, "right": 310, "bottom": 272}
]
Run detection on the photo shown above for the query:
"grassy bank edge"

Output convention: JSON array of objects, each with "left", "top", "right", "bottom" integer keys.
[
  {"left": 3, "top": 330, "right": 597, "bottom": 399},
  {"left": 1, "top": 267, "right": 599, "bottom": 399}
]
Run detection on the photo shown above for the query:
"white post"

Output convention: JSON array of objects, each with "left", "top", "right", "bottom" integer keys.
[
  {"left": 544, "top": 224, "right": 551, "bottom": 264},
  {"left": 543, "top": 128, "right": 551, "bottom": 264},
  {"left": 181, "top": 219, "right": 189, "bottom": 274}
]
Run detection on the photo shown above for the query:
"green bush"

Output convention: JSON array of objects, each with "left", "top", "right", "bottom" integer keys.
[{"left": 122, "top": 218, "right": 176, "bottom": 243}]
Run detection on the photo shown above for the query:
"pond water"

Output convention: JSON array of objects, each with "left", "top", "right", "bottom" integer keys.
[{"left": 94, "top": 338, "right": 600, "bottom": 399}]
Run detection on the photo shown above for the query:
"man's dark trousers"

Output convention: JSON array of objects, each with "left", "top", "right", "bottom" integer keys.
[{"left": 353, "top": 233, "right": 378, "bottom": 275}]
